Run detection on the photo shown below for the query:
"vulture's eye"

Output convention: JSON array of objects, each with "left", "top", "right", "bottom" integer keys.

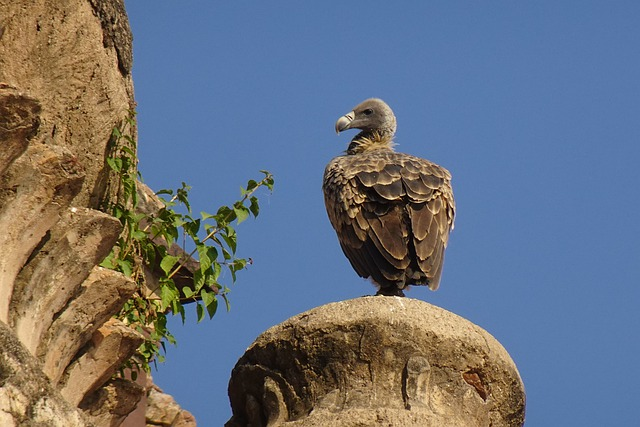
[{"left": 363, "top": 108, "right": 374, "bottom": 116}]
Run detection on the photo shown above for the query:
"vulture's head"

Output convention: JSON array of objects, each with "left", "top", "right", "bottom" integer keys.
[
  {"left": 335, "top": 98, "right": 397, "bottom": 154},
  {"left": 335, "top": 98, "right": 397, "bottom": 136}
]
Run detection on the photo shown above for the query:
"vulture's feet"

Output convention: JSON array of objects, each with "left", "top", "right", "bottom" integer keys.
[{"left": 376, "top": 287, "right": 406, "bottom": 297}]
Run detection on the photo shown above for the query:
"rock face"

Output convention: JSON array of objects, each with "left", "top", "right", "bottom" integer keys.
[
  {"left": 0, "top": 1, "right": 181, "bottom": 426},
  {"left": 0, "top": 321, "right": 88, "bottom": 427},
  {"left": 144, "top": 382, "right": 197, "bottom": 427},
  {"left": 0, "top": 0, "right": 135, "bottom": 209},
  {"left": 227, "top": 297, "right": 525, "bottom": 427}
]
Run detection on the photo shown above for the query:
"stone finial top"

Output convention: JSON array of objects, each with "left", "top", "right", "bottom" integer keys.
[{"left": 227, "top": 297, "right": 525, "bottom": 427}]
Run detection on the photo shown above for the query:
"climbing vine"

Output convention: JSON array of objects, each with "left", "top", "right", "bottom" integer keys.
[{"left": 100, "top": 113, "right": 274, "bottom": 372}]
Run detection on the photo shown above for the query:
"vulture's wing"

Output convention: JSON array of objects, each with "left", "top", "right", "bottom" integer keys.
[{"left": 323, "top": 151, "right": 455, "bottom": 291}]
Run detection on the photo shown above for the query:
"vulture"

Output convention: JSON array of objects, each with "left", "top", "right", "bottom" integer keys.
[{"left": 323, "top": 98, "right": 455, "bottom": 296}]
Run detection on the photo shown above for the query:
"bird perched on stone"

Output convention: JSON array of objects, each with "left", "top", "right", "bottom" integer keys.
[{"left": 323, "top": 98, "right": 455, "bottom": 296}]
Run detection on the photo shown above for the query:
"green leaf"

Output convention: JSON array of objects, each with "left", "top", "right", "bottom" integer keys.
[
  {"left": 116, "top": 258, "right": 133, "bottom": 277},
  {"left": 246, "top": 179, "right": 258, "bottom": 192},
  {"left": 234, "top": 204, "right": 249, "bottom": 224},
  {"left": 249, "top": 196, "right": 260, "bottom": 217},
  {"left": 160, "top": 255, "right": 180, "bottom": 275},
  {"left": 193, "top": 269, "right": 205, "bottom": 292},
  {"left": 196, "top": 303, "right": 205, "bottom": 323},
  {"left": 131, "top": 229, "right": 147, "bottom": 241},
  {"left": 202, "top": 290, "right": 218, "bottom": 319},
  {"left": 212, "top": 261, "right": 222, "bottom": 282},
  {"left": 222, "top": 293, "right": 231, "bottom": 312},
  {"left": 229, "top": 258, "right": 247, "bottom": 282},
  {"left": 260, "top": 170, "right": 275, "bottom": 191},
  {"left": 197, "top": 244, "right": 212, "bottom": 271},
  {"left": 216, "top": 205, "right": 234, "bottom": 225},
  {"left": 171, "top": 216, "right": 187, "bottom": 229},
  {"left": 182, "top": 286, "right": 194, "bottom": 299},
  {"left": 201, "top": 211, "right": 215, "bottom": 220},
  {"left": 132, "top": 212, "right": 148, "bottom": 223},
  {"left": 184, "top": 218, "right": 201, "bottom": 237},
  {"left": 170, "top": 298, "right": 181, "bottom": 316},
  {"left": 121, "top": 145, "right": 136, "bottom": 157},
  {"left": 221, "top": 246, "right": 231, "bottom": 261},
  {"left": 207, "top": 246, "right": 218, "bottom": 265},
  {"left": 177, "top": 183, "right": 192, "bottom": 212},
  {"left": 221, "top": 226, "right": 237, "bottom": 254},
  {"left": 178, "top": 304, "right": 186, "bottom": 323},
  {"left": 201, "top": 289, "right": 215, "bottom": 306},
  {"left": 233, "top": 258, "right": 248, "bottom": 271},
  {"left": 156, "top": 188, "right": 173, "bottom": 196},
  {"left": 106, "top": 157, "right": 123, "bottom": 172},
  {"left": 100, "top": 252, "right": 115, "bottom": 269},
  {"left": 160, "top": 279, "right": 179, "bottom": 311}
]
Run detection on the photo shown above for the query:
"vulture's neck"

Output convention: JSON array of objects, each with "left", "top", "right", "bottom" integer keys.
[{"left": 347, "top": 130, "right": 396, "bottom": 155}]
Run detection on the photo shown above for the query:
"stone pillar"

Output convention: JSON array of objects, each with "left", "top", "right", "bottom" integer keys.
[{"left": 227, "top": 297, "right": 525, "bottom": 427}]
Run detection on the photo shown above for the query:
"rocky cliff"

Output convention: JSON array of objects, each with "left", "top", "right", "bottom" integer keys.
[{"left": 0, "top": 1, "right": 192, "bottom": 425}]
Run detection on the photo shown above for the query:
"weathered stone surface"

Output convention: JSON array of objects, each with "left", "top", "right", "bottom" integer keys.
[
  {"left": 87, "top": 0, "right": 133, "bottom": 75},
  {"left": 118, "top": 370, "right": 148, "bottom": 427},
  {"left": 144, "top": 383, "right": 197, "bottom": 427},
  {"left": 61, "top": 319, "right": 144, "bottom": 406},
  {"left": 227, "top": 297, "right": 526, "bottom": 427},
  {"left": 0, "top": 144, "right": 85, "bottom": 323},
  {"left": 40, "top": 266, "right": 137, "bottom": 384},
  {"left": 0, "top": 1, "right": 195, "bottom": 425},
  {"left": 0, "top": 321, "right": 90, "bottom": 426},
  {"left": 10, "top": 207, "right": 122, "bottom": 354},
  {"left": 173, "top": 410, "right": 198, "bottom": 427},
  {"left": 146, "top": 386, "right": 182, "bottom": 426},
  {"left": 80, "top": 378, "right": 144, "bottom": 427},
  {"left": 0, "top": 84, "right": 41, "bottom": 175},
  {"left": 0, "top": 0, "right": 135, "bottom": 208}
]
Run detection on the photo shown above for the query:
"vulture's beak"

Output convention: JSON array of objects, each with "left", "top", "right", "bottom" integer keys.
[{"left": 335, "top": 111, "right": 355, "bottom": 134}]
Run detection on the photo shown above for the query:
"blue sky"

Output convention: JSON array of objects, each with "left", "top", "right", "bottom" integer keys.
[{"left": 125, "top": 2, "right": 640, "bottom": 425}]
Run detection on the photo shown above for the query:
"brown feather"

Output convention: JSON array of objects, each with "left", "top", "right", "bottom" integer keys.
[{"left": 368, "top": 211, "right": 409, "bottom": 265}]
